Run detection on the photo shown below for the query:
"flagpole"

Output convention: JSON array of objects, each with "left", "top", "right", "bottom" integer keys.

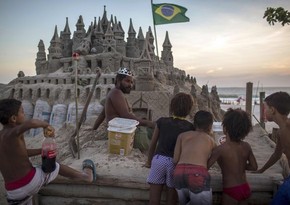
[{"left": 151, "top": 0, "right": 159, "bottom": 59}]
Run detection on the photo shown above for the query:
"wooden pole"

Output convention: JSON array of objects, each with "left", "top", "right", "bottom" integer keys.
[
  {"left": 246, "top": 82, "right": 253, "bottom": 122},
  {"left": 259, "top": 91, "right": 265, "bottom": 129}
]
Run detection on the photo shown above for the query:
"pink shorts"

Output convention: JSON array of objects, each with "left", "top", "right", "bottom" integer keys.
[{"left": 223, "top": 183, "right": 251, "bottom": 201}]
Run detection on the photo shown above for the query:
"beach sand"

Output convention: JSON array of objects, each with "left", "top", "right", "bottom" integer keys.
[{"left": 0, "top": 120, "right": 284, "bottom": 204}]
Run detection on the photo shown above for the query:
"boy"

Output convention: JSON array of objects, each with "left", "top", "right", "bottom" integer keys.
[
  {"left": 173, "top": 110, "right": 216, "bottom": 205},
  {"left": 0, "top": 99, "right": 96, "bottom": 205},
  {"left": 208, "top": 108, "right": 258, "bottom": 205},
  {"left": 255, "top": 91, "right": 290, "bottom": 205}
]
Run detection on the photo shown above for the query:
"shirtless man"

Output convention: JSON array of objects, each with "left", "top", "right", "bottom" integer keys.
[
  {"left": 0, "top": 99, "right": 96, "bottom": 205},
  {"left": 208, "top": 108, "right": 258, "bottom": 205},
  {"left": 255, "top": 92, "right": 290, "bottom": 205},
  {"left": 173, "top": 110, "right": 216, "bottom": 205},
  {"left": 93, "top": 67, "right": 154, "bottom": 129},
  {"left": 93, "top": 67, "right": 155, "bottom": 151}
]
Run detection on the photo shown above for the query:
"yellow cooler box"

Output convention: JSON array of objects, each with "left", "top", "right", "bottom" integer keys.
[{"left": 107, "top": 126, "right": 137, "bottom": 155}]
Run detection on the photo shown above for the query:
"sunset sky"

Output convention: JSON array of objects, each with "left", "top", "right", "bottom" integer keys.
[{"left": 0, "top": 0, "right": 289, "bottom": 88}]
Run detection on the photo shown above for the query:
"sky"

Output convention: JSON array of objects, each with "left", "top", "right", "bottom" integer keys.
[{"left": 0, "top": 0, "right": 290, "bottom": 88}]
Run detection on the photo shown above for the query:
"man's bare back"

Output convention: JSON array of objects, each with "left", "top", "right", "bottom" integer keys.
[{"left": 174, "top": 130, "right": 215, "bottom": 167}]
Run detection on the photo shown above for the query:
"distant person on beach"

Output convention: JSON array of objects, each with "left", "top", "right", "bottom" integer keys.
[
  {"left": 254, "top": 91, "right": 290, "bottom": 205},
  {"left": 0, "top": 99, "right": 96, "bottom": 205},
  {"left": 92, "top": 67, "right": 155, "bottom": 151},
  {"left": 144, "top": 92, "right": 195, "bottom": 205},
  {"left": 208, "top": 108, "right": 258, "bottom": 205},
  {"left": 173, "top": 110, "right": 216, "bottom": 205}
]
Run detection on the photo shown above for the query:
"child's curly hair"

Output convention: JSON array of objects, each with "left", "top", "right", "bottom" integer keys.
[
  {"left": 222, "top": 108, "right": 252, "bottom": 142},
  {"left": 170, "top": 92, "right": 193, "bottom": 117}
]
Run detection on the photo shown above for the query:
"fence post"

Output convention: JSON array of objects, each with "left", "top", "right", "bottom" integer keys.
[
  {"left": 259, "top": 92, "right": 265, "bottom": 129},
  {"left": 246, "top": 82, "right": 253, "bottom": 122}
]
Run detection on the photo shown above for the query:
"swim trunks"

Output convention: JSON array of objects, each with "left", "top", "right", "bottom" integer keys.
[
  {"left": 271, "top": 175, "right": 290, "bottom": 205},
  {"left": 223, "top": 183, "right": 251, "bottom": 201},
  {"left": 147, "top": 154, "right": 175, "bottom": 188},
  {"left": 176, "top": 188, "right": 212, "bottom": 205},
  {"left": 6, "top": 163, "right": 60, "bottom": 205},
  {"left": 173, "top": 164, "right": 211, "bottom": 193}
]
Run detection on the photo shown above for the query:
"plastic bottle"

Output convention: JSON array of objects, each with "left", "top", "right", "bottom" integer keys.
[{"left": 41, "top": 136, "right": 57, "bottom": 173}]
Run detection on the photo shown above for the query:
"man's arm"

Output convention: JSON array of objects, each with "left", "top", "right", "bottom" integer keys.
[
  {"left": 111, "top": 90, "right": 155, "bottom": 128},
  {"left": 92, "top": 108, "right": 105, "bottom": 130},
  {"left": 255, "top": 136, "right": 282, "bottom": 173}
]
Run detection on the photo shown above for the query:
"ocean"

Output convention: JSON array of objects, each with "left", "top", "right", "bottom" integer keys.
[
  {"left": 215, "top": 86, "right": 290, "bottom": 133},
  {"left": 216, "top": 86, "right": 290, "bottom": 98}
]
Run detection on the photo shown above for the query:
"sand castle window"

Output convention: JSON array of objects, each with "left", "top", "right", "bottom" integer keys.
[
  {"left": 34, "top": 80, "right": 37, "bottom": 84},
  {"left": 26, "top": 80, "right": 30, "bottom": 84},
  {"left": 77, "top": 88, "right": 80, "bottom": 97},
  {"left": 10, "top": 89, "right": 15, "bottom": 98},
  {"left": 56, "top": 79, "right": 59, "bottom": 84},
  {"left": 29, "top": 89, "right": 33, "bottom": 99},
  {"left": 48, "top": 79, "right": 51, "bottom": 83},
  {"left": 107, "top": 88, "right": 111, "bottom": 95},
  {"left": 19, "top": 89, "right": 23, "bottom": 99},
  {"left": 104, "top": 78, "right": 107, "bottom": 84},
  {"left": 46, "top": 89, "right": 50, "bottom": 98},
  {"left": 97, "top": 60, "right": 102, "bottom": 68},
  {"left": 95, "top": 87, "right": 101, "bottom": 99},
  {"left": 112, "top": 78, "right": 115, "bottom": 84},
  {"left": 64, "top": 79, "right": 66, "bottom": 84},
  {"left": 55, "top": 91, "right": 59, "bottom": 101},
  {"left": 37, "top": 88, "right": 41, "bottom": 98},
  {"left": 65, "top": 89, "right": 71, "bottom": 100}
]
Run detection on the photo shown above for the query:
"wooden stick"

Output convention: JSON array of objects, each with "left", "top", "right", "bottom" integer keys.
[{"left": 69, "top": 69, "right": 101, "bottom": 158}]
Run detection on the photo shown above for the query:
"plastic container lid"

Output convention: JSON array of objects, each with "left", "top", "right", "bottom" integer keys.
[
  {"left": 107, "top": 126, "right": 137, "bottom": 134},
  {"left": 213, "top": 122, "right": 223, "bottom": 132},
  {"left": 108, "top": 117, "right": 139, "bottom": 129}
]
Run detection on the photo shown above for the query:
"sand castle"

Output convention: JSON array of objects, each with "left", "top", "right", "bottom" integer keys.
[{"left": 1, "top": 6, "right": 224, "bottom": 134}]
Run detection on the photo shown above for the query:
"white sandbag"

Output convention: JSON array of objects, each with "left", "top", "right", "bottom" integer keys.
[
  {"left": 32, "top": 100, "right": 51, "bottom": 136},
  {"left": 50, "top": 104, "right": 67, "bottom": 129},
  {"left": 66, "top": 102, "right": 84, "bottom": 124}
]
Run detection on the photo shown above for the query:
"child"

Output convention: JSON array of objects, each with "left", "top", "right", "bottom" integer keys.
[
  {"left": 173, "top": 110, "right": 216, "bottom": 205},
  {"left": 207, "top": 108, "right": 258, "bottom": 205},
  {"left": 145, "top": 92, "right": 195, "bottom": 205},
  {"left": 255, "top": 92, "right": 290, "bottom": 205},
  {"left": 0, "top": 99, "right": 96, "bottom": 205}
]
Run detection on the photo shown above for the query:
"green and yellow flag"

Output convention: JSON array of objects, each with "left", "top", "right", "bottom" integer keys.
[{"left": 152, "top": 3, "right": 190, "bottom": 25}]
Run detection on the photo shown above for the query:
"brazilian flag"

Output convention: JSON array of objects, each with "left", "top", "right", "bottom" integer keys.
[{"left": 152, "top": 3, "right": 190, "bottom": 25}]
